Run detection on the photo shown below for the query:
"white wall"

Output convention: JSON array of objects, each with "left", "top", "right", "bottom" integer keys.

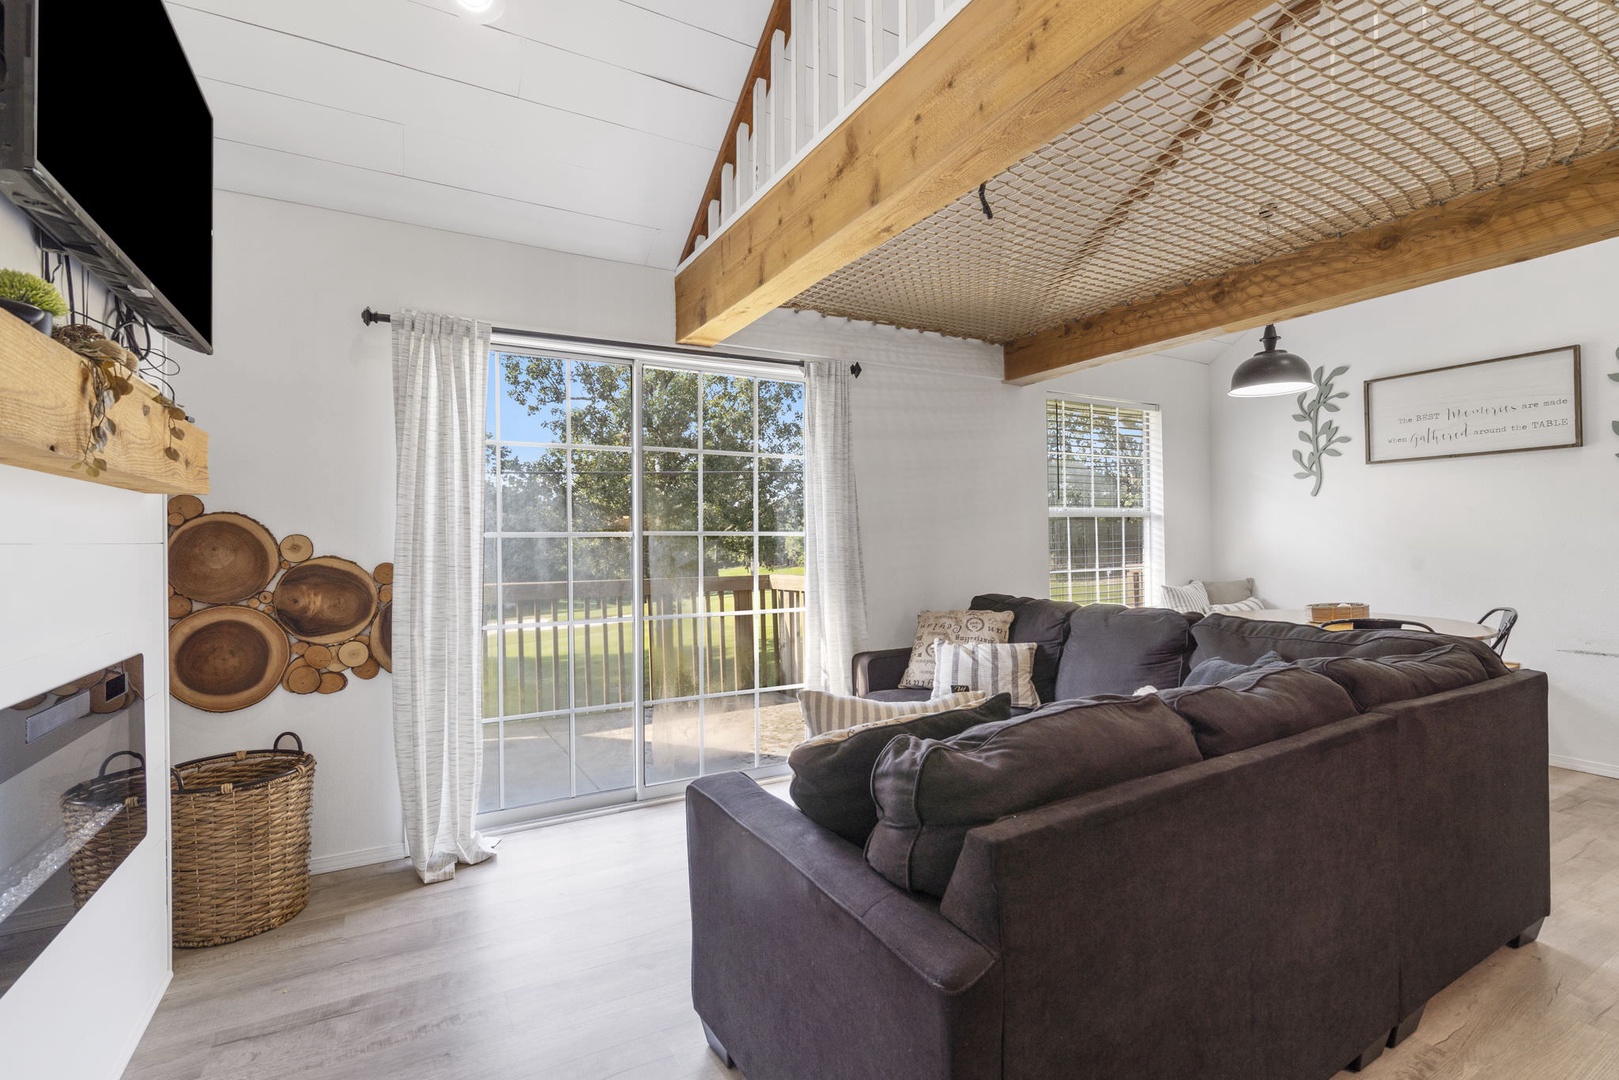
[
  {"left": 174, "top": 194, "right": 1216, "bottom": 868},
  {"left": 0, "top": 210, "right": 173, "bottom": 1078},
  {"left": 165, "top": 192, "right": 673, "bottom": 872},
  {"left": 732, "top": 312, "right": 1216, "bottom": 648},
  {"left": 1207, "top": 236, "right": 1619, "bottom": 775}
]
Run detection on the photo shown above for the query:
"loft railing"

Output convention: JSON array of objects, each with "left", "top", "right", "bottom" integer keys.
[
  {"left": 486, "top": 575, "right": 806, "bottom": 715},
  {"left": 681, "top": 0, "right": 970, "bottom": 263}
]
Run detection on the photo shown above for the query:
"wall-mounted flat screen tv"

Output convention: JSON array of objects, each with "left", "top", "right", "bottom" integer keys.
[{"left": 0, "top": 0, "right": 213, "bottom": 353}]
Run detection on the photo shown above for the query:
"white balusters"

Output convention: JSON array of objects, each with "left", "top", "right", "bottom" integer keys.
[
  {"left": 772, "top": 29, "right": 792, "bottom": 168},
  {"left": 842, "top": 0, "right": 861, "bottom": 103},
  {"left": 751, "top": 76, "right": 769, "bottom": 184},
  {"left": 689, "top": 0, "right": 969, "bottom": 259},
  {"left": 735, "top": 121, "right": 754, "bottom": 204}
]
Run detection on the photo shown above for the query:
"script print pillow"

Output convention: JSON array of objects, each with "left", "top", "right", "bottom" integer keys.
[{"left": 899, "top": 609, "right": 1014, "bottom": 690}]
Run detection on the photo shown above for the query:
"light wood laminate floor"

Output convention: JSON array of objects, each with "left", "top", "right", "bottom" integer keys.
[{"left": 125, "top": 768, "right": 1619, "bottom": 1080}]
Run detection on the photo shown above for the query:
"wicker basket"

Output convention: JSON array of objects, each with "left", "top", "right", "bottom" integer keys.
[
  {"left": 171, "top": 732, "right": 315, "bottom": 948},
  {"left": 1308, "top": 602, "right": 1371, "bottom": 624},
  {"left": 60, "top": 751, "right": 148, "bottom": 909}
]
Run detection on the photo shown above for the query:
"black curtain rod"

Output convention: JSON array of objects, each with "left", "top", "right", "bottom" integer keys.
[{"left": 361, "top": 308, "right": 861, "bottom": 377}]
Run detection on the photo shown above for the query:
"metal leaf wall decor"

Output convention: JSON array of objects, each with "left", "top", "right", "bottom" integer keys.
[{"left": 1291, "top": 365, "right": 1351, "bottom": 497}]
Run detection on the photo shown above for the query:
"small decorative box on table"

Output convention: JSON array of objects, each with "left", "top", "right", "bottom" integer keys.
[{"left": 1308, "top": 602, "right": 1371, "bottom": 624}]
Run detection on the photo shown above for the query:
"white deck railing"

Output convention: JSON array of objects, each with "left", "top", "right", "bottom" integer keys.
[{"left": 681, "top": 0, "right": 971, "bottom": 265}]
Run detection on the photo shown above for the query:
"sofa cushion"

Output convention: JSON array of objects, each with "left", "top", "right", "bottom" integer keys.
[
  {"left": 865, "top": 695, "right": 1201, "bottom": 896},
  {"left": 1201, "top": 577, "right": 1256, "bottom": 605},
  {"left": 969, "top": 593, "right": 1078, "bottom": 703},
  {"left": 1190, "top": 613, "right": 1510, "bottom": 676},
  {"left": 932, "top": 640, "right": 1040, "bottom": 708},
  {"left": 1054, "top": 605, "right": 1198, "bottom": 700},
  {"left": 1157, "top": 666, "right": 1361, "bottom": 758},
  {"left": 1182, "top": 649, "right": 1288, "bottom": 688},
  {"left": 899, "top": 610, "right": 1014, "bottom": 690},
  {"left": 1295, "top": 644, "right": 1493, "bottom": 711},
  {"left": 789, "top": 694, "right": 1012, "bottom": 846}
]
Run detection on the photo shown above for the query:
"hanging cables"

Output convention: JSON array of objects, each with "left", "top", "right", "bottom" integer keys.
[{"left": 36, "top": 239, "right": 186, "bottom": 404}]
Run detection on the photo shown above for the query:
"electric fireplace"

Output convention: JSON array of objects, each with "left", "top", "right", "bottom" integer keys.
[{"left": 0, "top": 656, "right": 146, "bottom": 996}]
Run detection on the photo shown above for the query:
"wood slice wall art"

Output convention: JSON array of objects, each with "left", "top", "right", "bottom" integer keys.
[{"left": 168, "top": 497, "right": 392, "bottom": 712}]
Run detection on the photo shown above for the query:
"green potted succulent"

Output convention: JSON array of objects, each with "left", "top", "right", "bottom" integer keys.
[{"left": 0, "top": 268, "right": 69, "bottom": 335}]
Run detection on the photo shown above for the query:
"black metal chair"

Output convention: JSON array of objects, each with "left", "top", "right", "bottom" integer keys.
[
  {"left": 1478, "top": 608, "right": 1518, "bottom": 656},
  {"left": 1321, "top": 618, "right": 1436, "bottom": 632}
]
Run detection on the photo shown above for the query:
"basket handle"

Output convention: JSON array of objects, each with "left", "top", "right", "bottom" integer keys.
[
  {"left": 98, "top": 750, "right": 145, "bottom": 777},
  {"left": 273, "top": 731, "right": 304, "bottom": 753},
  {"left": 170, "top": 767, "right": 187, "bottom": 793}
]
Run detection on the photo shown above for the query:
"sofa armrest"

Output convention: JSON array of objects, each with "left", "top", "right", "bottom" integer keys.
[
  {"left": 686, "top": 772, "right": 1002, "bottom": 1080},
  {"left": 1381, "top": 670, "right": 1549, "bottom": 1014},
  {"left": 852, "top": 646, "right": 912, "bottom": 696},
  {"left": 940, "top": 714, "right": 1400, "bottom": 1080}
]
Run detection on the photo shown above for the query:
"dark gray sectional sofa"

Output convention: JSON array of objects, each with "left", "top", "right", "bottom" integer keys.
[{"left": 685, "top": 602, "right": 1550, "bottom": 1080}]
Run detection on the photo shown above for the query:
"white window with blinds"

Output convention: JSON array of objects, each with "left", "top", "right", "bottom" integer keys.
[{"left": 1046, "top": 396, "right": 1164, "bottom": 608}]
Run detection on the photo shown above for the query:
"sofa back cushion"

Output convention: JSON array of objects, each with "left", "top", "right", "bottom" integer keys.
[
  {"left": 1190, "top": 613, "right": 1509, "bottom": 676},
  {"left": 1157, "top": 666, "right": 1361, "bottom": 758},
  {"left": 1201, "top": 577, "right": 1257, "bottom": 605},
  {"left": 969, "top": 593, "right": 1078, "bottom": 703},
  {"left": 1054, "top": 605, "right": 1198, "bottom": 699},
  {"left": 789, "top": 694, "right": 1012, "bottom": 845},
  {"left": 1295, "top": 644, "right": 1493, "bottom": 711},
  {"left": 865, "top": 696, "right": 1201, "bottom": 896}
]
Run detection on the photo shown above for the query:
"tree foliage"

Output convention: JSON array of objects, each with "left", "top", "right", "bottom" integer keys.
[{"left": 485, "top": 355, "right": 805, "bottom": 589}]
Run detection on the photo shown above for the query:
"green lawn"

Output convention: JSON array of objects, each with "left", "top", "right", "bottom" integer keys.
[{"left": 483, "top": 609, "right": 802, "bottom": 718}]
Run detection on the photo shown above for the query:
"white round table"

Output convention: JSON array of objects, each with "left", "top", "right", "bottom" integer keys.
[{"left": 1223, "top": 608, "right": 1497, "bottom": 640}]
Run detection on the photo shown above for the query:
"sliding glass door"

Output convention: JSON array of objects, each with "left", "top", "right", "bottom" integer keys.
[{"left": 480, "top": 347, "right": 805, "bottom": 823}]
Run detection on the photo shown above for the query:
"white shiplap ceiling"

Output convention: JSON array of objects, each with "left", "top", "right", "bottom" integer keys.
[{"left": 166, "top": 0, "right": 771, "bottom": 268}]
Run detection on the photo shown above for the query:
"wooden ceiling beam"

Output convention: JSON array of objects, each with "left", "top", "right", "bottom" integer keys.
[
  {"left": 674, "top": 0, "right": 1278, "bottom": 346},
  {"left": 1003, "top": 145, "right": 1619, "bottom": 384}
]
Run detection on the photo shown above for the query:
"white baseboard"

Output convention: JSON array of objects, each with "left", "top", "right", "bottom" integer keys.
[
  {"left": 310, "top": 843, "right": 407, "bottom": 876},
  {"left": 112, "top": 969, "right": 172, "bottom": 1080},
  {"left": 1548, "top": 754, "right": 1619, "bottom": 781}
]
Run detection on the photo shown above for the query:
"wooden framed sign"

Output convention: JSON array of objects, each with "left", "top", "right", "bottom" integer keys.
[{"left": 1364, "top": 345, "right": 1582, "bottom": 464}]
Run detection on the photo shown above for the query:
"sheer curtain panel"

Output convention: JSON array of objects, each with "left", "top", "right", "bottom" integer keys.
[
  {"left": 802, "top": 360, "right": 869, "bottom": 695},
  {"left": 391, "top": 310, "right": 497, "bottom": 883}
]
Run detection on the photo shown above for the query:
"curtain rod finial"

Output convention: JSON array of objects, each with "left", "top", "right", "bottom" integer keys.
[{"left": 850, "top": 362, "right": 862, "bottom": 378}]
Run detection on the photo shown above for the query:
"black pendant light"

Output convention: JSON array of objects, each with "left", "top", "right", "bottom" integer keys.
[{"left": 1228, "top": 324, "right": 1313, "bottom": 397}]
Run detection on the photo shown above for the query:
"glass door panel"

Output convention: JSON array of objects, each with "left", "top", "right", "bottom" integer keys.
[{"left": 483, "top": 352, "right": 805, "bottom": 822}]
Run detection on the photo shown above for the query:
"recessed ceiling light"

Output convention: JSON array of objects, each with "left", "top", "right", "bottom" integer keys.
[{"left": 457, "top": 0, "right": 494, "bottom": 10}]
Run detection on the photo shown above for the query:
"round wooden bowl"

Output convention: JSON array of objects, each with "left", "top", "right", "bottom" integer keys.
[
  {"left": 273, "top": 557, "right": 379, "bottom": 645},
  {"left": 371, "top": 602, "right": 393, "bottom": 673},
  {"left": 169, "top": 513, "right": 280, "bottom": 604},
  {"left": 171, "top": 606, "right": 290, "bottom": 713}
]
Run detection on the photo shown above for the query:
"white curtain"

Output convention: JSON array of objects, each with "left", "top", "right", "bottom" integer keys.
[
  {"left": 391, "top": 310, "right": 496, "bottom": 883},
  {"left": 802, "top": 360, "right": 869, "bottom": 695}
]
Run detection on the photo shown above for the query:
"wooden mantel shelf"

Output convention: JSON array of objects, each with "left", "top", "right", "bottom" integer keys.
[{"left": 0, "top": 311, "right": 208, "bottom": 495}]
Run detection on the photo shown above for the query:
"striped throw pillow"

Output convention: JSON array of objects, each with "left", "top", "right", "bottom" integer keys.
[
  {"left": 931, "top": 640, "right": 1040, "bottom": 709},
  {"left": 798, "top": 690, "right": 989, "bottom": 739},
  {"left": 1209, "top": 596, "right": 1267, "bottom": 613},
  {"left": 1161, "top": 581, "right": 1212, "bottom": 614}
]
